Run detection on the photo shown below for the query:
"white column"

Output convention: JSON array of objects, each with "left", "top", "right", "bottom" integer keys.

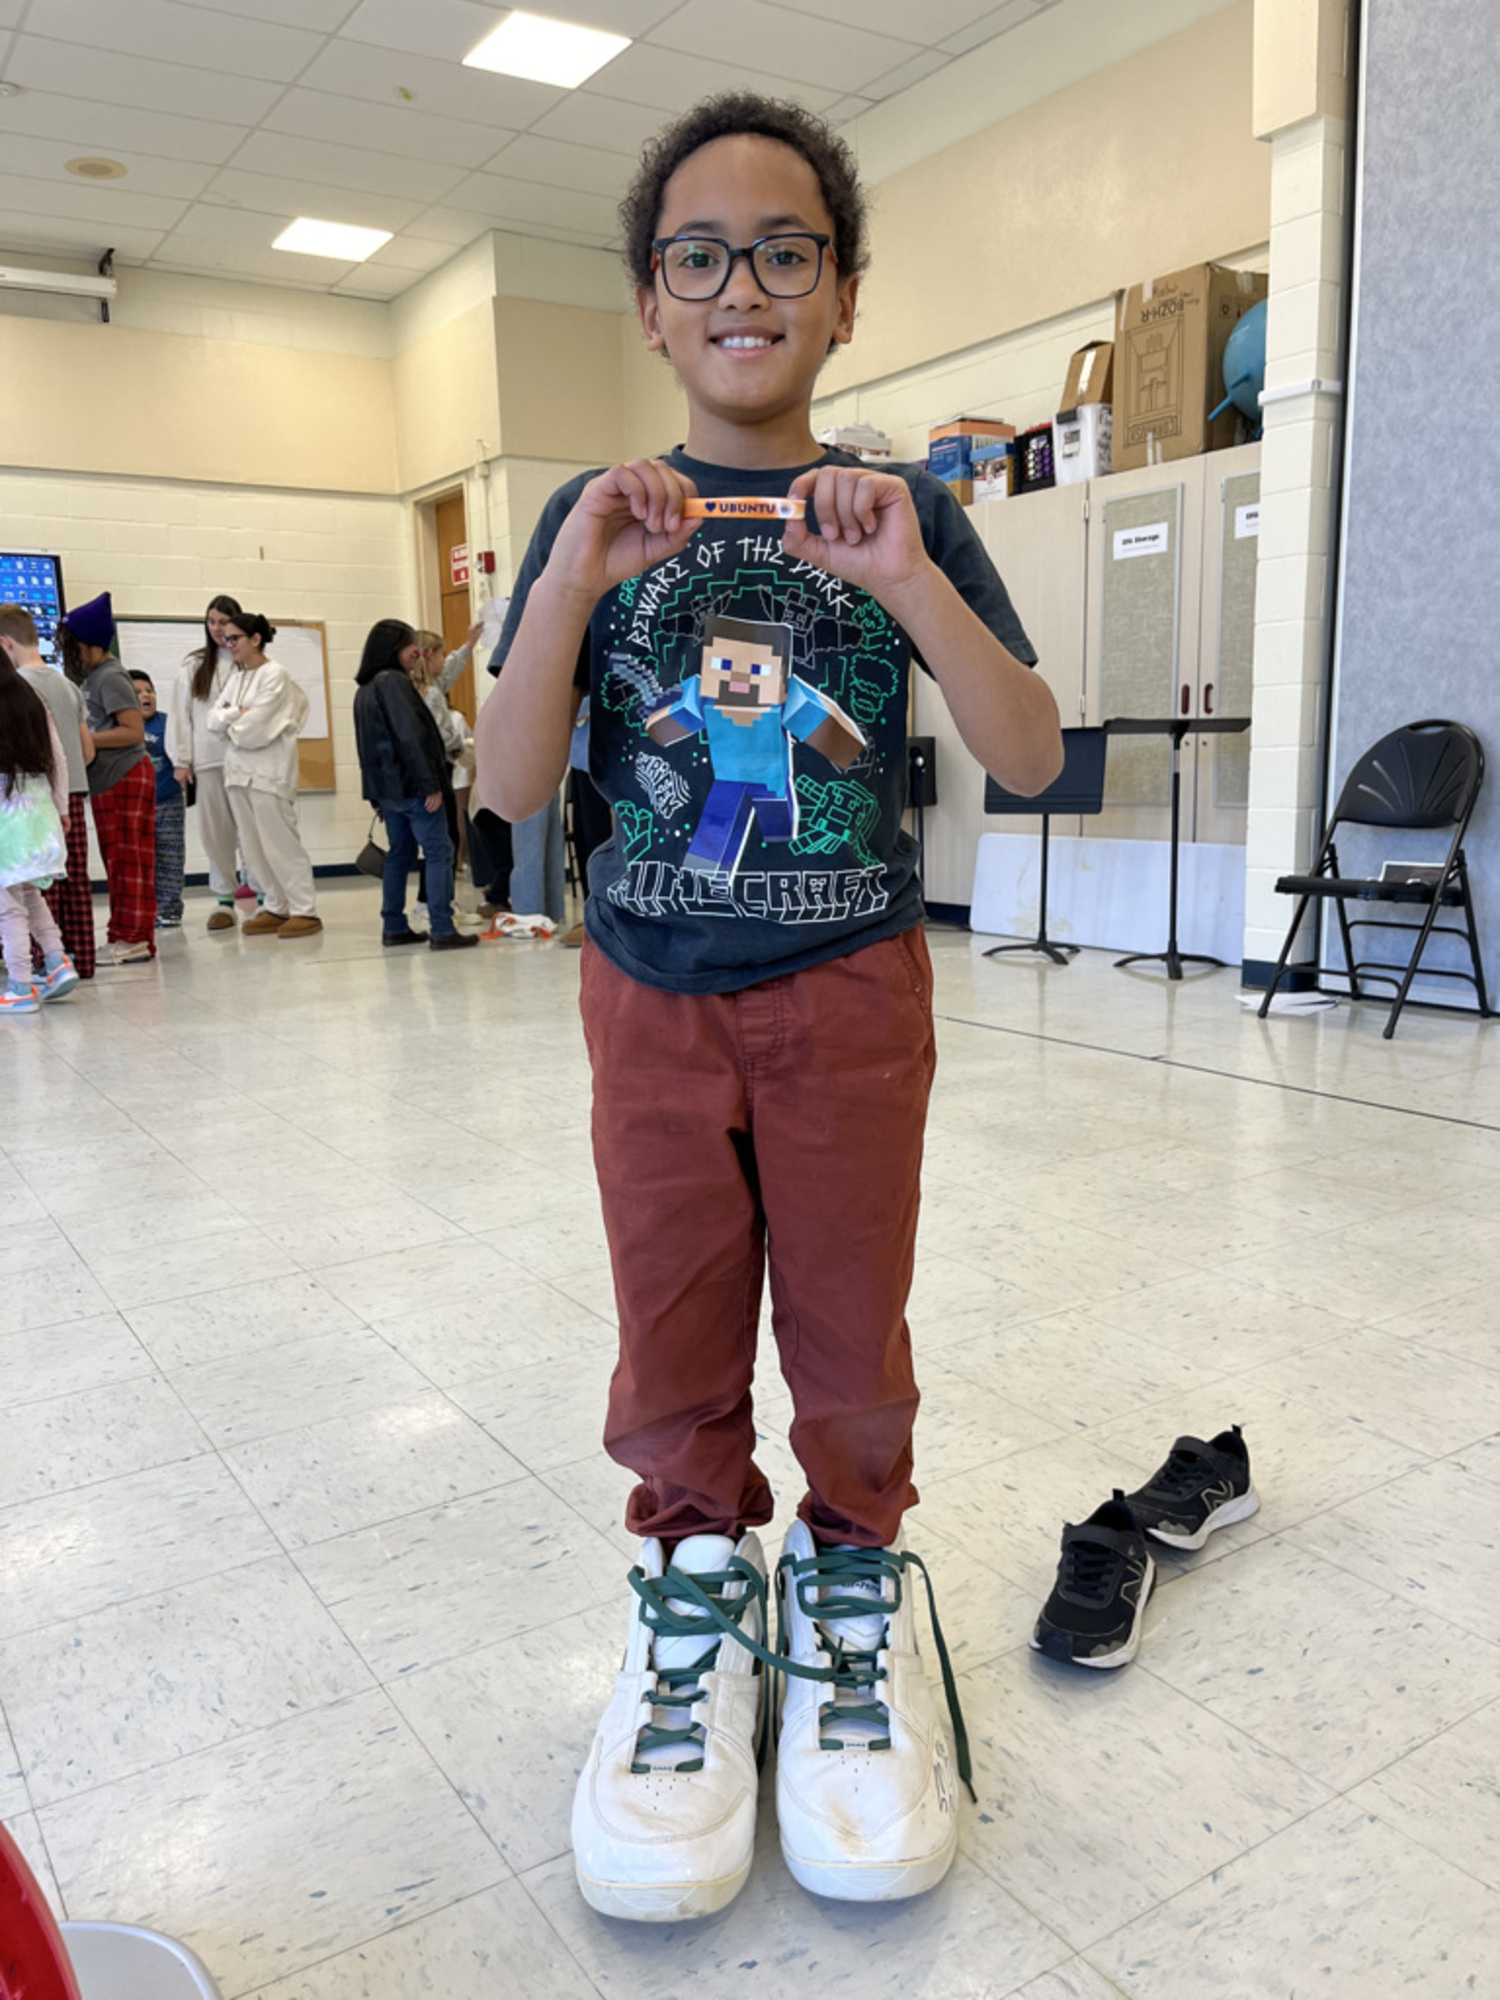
[{"left": 1242, "top": 1, "right": 1351, "bottom": 976}]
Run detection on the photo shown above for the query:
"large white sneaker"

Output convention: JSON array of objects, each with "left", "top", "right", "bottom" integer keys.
[
  {"left": 573, "top": 1531, "right": 768, "bottom": 1921},
  {"left": 775, "top": 1520, "right": 969, "bottom": 1902}
]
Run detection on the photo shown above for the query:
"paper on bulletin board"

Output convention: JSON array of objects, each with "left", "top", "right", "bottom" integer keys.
[
  {"left": 1235, "top": 503, "right": 1260, "bottom": 539},
  {"left": 478, "top": 594, "right": 510, "bottom": 656},
  {"left": 1112, "top": 521, "right": 1170, "bottom": 561}
]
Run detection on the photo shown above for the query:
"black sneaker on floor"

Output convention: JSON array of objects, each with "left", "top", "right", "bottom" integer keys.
[
  {"left": 1030, "top": 1490, "right": 1155, "bottom": 1670},
  {"left": 1124, "top": 1424, "right": 1260, "bottom": 1551}
]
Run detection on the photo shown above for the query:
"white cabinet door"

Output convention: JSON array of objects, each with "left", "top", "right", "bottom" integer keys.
[
  {"left": 912, "top": 485, "right": 1087, "bottom": 906},
  {"left": 1192, "top": 445, "right": 1260, "bottom": 843},
  {"left": 1083, "top": 458, "right": 1206, "bottom": 840}
]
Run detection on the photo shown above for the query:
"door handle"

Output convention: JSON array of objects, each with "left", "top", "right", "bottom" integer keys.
[
  {"left": 1180, "top": 683, "right": 1191, "bottom": 716},
  {"left": 1203, "top": 682, "right": 1215, "bottom": 716}
]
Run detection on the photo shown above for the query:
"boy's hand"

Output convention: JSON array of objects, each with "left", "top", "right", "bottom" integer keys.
[
  {"left": 546, "top": 460, "right": 700, "bottom": 606},
  {"left": 783, "top": 466, "right": 932, "bottom": 607}
]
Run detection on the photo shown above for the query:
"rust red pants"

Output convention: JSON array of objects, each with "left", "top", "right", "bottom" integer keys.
[
  {"left": 580, "top": 928, "right": 936, "bottom": 1549},
  {"left": 91, "top": 761, "right": 156, "bottom": 951}
]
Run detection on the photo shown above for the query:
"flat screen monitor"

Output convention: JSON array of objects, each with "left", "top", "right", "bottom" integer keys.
[{"left": 0, "top": 550, "right": 66, "bottom": 668}]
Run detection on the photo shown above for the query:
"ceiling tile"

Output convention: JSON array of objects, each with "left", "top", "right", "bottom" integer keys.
[
  {"left": 647, "top": 0, "right": 924, "bottom": 93},
  {"left": 196, "top": 170, "right": 423, "bottom": 234},
  {"left": 0, "top": 169, "right": 187, "bottom": 231},
  {"left": 441, "top": 169, "right": 620, "bottom": 238},
  {"left": 263, "top": 88, "right": 510, "bottom": 171},
  {"left": 339, "top": 0, "right": 508, "bottom": 65},
  {"left": 940, "top": 0, "right": 1047, "bottom": 56},
  {"left": 294, "top": 36, "right": 563, "bottom": 131},
  {"left": 0, "top": 88, "right": 249, "bottom": 166},
  {"left": 0, "top": 206, "right": 165, "bottom": 260},
  {"left": 0, "top": 0, "right": 21, "bottom": 26},
  {"left": 769, "top": 0, "right": 1001, "bottom": 41},
  {"left": 384, "top": 205, "right": 490, "bottom": 249},
  {"left": 584, "top": 41, "right": 841, "bottom": 114},
  {"left": 151, "top": 230, "right": 355, "bottom": 286},
  {"left": 329, "top": 262, "right": 413, "bottom": 299},
  {"left": 230, "top": 131, "right": 469, "bottom": 205},
  {"left": 529, "top": 90, "right": 664, "bottom": 158},
  {"left": 477, "top": 133, "right": 632, "bottom": 199},
  {"left": 363, "top": 233, "right": 462, "bottom": 274},
  {"left": 533, "top": 0, "right": 684, "bottom": 33},
  {"left": 859, "top": 48, "right": 953, "bottom": 104},
  {"left": 22, "top": 0, "right": 325, "bottom": 83},
  {"left": 818, "top": 94, "right": 877, "bottom": 126},
  {"left": 168, "top": 200, "right": 309, "bottom": 246},
  {"left": 0, "top": 133, "right": 217, "bottom": 199},
  {"left": 167, "top": 0, "right": 354, "bottom": 26},
  {"left": 5, "top": 35, "right": 284, "bottom": 120},
  {"left": 154, "top": 239, "right": 356, "bottom": 290}
]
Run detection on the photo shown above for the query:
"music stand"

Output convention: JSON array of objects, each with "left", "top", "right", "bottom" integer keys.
[
  {"left": 982, "top": 726, "right": 1108, "bottom": 965},
  {"left": 1105, "top": 715, "right": 1251, "bottom": 980}
]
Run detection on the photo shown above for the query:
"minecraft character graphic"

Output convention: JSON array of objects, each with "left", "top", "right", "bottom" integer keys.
[{"left": 645, "top": 614, "right": 866, "bottom": 877}]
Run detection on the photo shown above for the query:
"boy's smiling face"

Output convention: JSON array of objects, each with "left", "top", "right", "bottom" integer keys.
[{"left": 637, "top": 133, "right": 858, "bottom": 466}]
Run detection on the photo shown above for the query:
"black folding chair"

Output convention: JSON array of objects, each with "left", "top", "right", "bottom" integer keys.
[
  {"left": 1258, "top": 719, "right": 1491, "bottom": 1039},
  {"left": 982, "top": 726, "right": 1107, "bottom": 965}
]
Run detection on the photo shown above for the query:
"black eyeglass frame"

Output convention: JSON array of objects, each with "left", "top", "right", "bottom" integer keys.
[{"left": 650, "top": 231, "right": 836, "bottom": 301}]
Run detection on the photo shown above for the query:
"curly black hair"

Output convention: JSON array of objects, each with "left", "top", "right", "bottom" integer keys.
[{"left": 618, "top": 92, "right": 870, "bottom": 292}]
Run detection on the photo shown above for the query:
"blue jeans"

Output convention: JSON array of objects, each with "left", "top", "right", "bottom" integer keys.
[
  {"left": 380, "top": 797, "right": 455, "bottom": 937},
  {"left": 511, "top": 792, "right": 565, "bottom": 922}
]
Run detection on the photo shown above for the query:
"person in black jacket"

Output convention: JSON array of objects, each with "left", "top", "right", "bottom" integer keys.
[{"left": 353, "top": 620, "right": 477, "bottom": 952}]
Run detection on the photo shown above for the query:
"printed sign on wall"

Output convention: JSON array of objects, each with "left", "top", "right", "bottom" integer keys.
[{"left": 1112, "top": 522, "right": 1171, "bottom": 561}]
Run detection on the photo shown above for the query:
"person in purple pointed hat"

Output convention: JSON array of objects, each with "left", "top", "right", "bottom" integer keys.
[{"left": 61, "top": 591, "right": 156, "bottom": 964}]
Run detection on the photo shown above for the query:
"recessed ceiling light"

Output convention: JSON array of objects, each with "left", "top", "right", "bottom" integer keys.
[
  {"left": 273, "top": 217, "right": 393, "bottom": 261},
  {"left": 462, "top": 12, "right": 629, "bottom": 88},
  {"left": 66, "top": 156, "right": 128, "bottom": 180}
]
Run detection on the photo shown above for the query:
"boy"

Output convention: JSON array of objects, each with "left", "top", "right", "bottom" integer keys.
[
  {"left": 129, "top": 671, "right": 185, "bottom": 929},
  {"left": 477, "top": 94, "right": 1061, "bottom": 1921},
  {"left": 0, "top": 605, "right": 96, "bottom": 978},
  {"left": 60, "top": 592, "right": 156, "bottom": 965}
]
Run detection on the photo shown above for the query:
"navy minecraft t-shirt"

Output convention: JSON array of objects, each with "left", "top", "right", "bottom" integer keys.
[{"left": 492, "top": 448, "right": 1035, "bottom": 995}]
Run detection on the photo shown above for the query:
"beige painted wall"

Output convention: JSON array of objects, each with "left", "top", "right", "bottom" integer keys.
[
  {"left": 838, "top": 0, "right": 1268, "bottom": 393},
  {"left": 393, "top": 300, "right": 502, "bottom": 496},
  {"left": 0, "top": 315, "right": 396, "bottom": 494},
  {"left": 619, "top": 310, "right": 689, "bottom": 461},
  {"left": 492, "top": 294, "right": 627, "bottom": 463}
]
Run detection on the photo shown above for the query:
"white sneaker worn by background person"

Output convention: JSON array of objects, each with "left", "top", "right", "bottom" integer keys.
[
  {"left": 573, "top": 1532, "right": 769, "bottom": 1921},
  {"left": 776, "top": 1520, "right": 971, "bottom": 1903}
]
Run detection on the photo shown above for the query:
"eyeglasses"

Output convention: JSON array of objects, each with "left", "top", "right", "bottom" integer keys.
[{"left": 651, "top": 232, "right": 834, "bottom": 301}]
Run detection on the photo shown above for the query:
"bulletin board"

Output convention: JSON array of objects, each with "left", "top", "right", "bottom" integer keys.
[{"left": 114, "top": 617, "right": 336, "bottom": 793}]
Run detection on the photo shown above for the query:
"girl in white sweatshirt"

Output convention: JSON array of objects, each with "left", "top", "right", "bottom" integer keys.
[
  {"left": 207, "top": 611, "right": 320, "bottom": 938},
  {"left": 169, "top": 593, "right": 259, "bottom": 930}
]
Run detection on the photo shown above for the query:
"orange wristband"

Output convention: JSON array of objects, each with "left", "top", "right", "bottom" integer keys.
[{"left": 683, "top": 496, "right": 806, "bottom": 521}]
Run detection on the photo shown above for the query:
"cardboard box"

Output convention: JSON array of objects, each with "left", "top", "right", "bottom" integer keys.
[
  {"left": 927, "top": 416, "right": 1015, "bottom": 486},
  {"left": 941, "top": 478, "right": 974, "bottom": 506},
  {"left": 1053, "top": 403, "right": 1112, "bottom": 484},
  {"left": 1113, "top": 264, "right": 1269, "bottom": 470},
  {"left": 972, "top": 437, "right": 1013, "bottom": 501},
  {"left": 1060, "top": 340, "right": 1114, "bottom": 409},
  {"left": 929, "top": 416, "right": 1016, "bottom": 444}
]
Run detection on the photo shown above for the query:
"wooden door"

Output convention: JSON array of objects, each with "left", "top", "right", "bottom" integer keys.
[{"left": 434, "top": 491, "right": 475, "bottom": 724}]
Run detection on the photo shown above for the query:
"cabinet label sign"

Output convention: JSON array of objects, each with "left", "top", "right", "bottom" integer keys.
[
  {"left": 1235, "top": 503, "right": 1260, "bottom": 539},
  {"left": 1113, "top": 522, "right": 1170, "bottom": 561}
]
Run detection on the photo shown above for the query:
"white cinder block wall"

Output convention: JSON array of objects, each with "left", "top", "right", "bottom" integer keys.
[{"left": 0, "top": 466, "right": 413, "bottom": 880}]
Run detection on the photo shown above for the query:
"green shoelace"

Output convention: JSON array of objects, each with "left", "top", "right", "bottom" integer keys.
[
  {"left": 627, "top": 1544, "right": 974, "bottom": 1798},
  {"left": 628, "top": 1553, "right": 768, "bottom": 1774}
]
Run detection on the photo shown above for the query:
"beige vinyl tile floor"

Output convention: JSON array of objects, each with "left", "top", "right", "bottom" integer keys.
[{"left": 3, "top": 883, "right": 1499, "bottom": 1998}]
